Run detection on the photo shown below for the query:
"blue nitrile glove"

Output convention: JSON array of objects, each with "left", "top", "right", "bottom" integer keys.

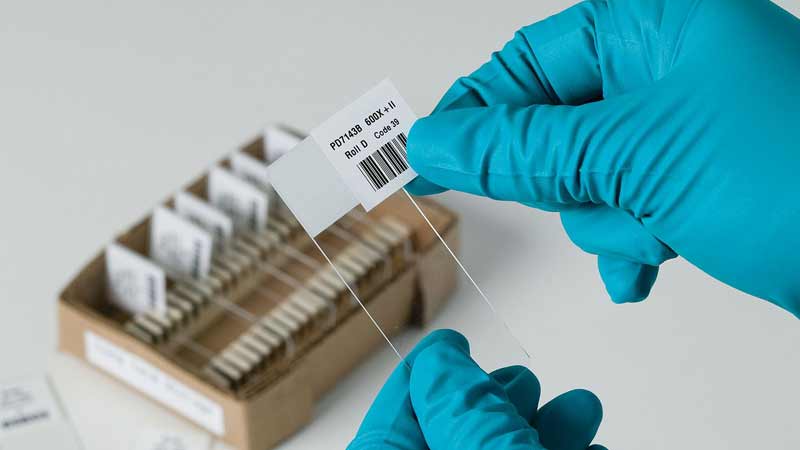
[
  {"left": 348, "top": 329, "right": 608, "bottom": 450},
  {"left": 405, "top": 0, "right": 800, "bottom": 317}
]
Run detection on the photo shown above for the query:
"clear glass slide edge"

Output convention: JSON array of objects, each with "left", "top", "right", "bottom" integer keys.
[{"left": 268, "top": 144, "right": 530, "bottom": 372}]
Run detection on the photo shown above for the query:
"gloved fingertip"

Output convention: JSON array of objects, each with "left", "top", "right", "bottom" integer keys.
[
  {"left": 411, "top": 340, "right": 542, "bottom": 450},
  {"left": 490, "top": 365, "right": 541, "bottom": 423},
  {"left": 553, "top": 389, "right": 603, "bottom": 423},
  {"left": 405, "top": 113, "right": 468, "bottom": 195},
  {"left": 408, "top": 329, "right": 469, "bottom": 362},
  {"left": 350, "top": 330, "right": 470, "bottom": 448},
  {"left": 597, "top": 256, "right": 659, "bottom": 304},
  {"left": 407, "top": 75, "right": 496, "bottom": 197},
  {"left": 406, "top": 115, "right": 439, "bottom": 168},
  {"left": 535, "top": 389, "right": 603, "bottom": 450},
  {"left": 404, "top": 176, "right": 448, "bottom": 196}
]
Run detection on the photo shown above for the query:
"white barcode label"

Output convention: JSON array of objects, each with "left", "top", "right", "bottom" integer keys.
[
  {"left": 310, "top": 79, "right": 417, "bottom": 210},
  {"left": 357, "top": 133, "right": 409, "bottom": 191}
]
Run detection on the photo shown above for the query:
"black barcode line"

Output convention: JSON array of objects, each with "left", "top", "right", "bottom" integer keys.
[
  {"left": 374, "top": 149, "right": 397, "bottom": 179},
  {"left": 358, "top": 132, "right": 410, "bottom": 191},
  {"left": 359, "top": 156, "right": 387, "bottom": 191},
  {"left": 381, "top": 141, "right": 407, "bottom": 174}
]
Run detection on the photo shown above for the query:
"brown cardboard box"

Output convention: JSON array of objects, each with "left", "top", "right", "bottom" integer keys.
[{"left": 58, "top": 138, "right": 458, "bottom": 450}]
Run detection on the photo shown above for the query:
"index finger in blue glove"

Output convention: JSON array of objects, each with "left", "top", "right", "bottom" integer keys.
[
  {"left": 407, "top": 93, "right": 662, "bottom": 210},
  {"left": 348, "top": 330, "right": 467, "bottom": 450},
  {"left": 405, "top": 0, "right": 683, "bottom": 197},
  {"left": 410, "top": 338, "right": 544, "bottom": 450},
  {"left": 406, "top": 0, "right": 610, "bottom": 196}
]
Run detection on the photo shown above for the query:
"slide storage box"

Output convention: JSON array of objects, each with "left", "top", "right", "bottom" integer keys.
[{"left": 58, "top": 132, "right": 459, "bottom": 450}]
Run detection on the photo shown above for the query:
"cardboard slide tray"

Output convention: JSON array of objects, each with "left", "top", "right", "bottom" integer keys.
[{"left": 58, "top": 147, "right": 459, "bottom": 450}]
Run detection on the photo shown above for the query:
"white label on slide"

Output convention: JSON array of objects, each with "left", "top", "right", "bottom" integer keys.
[
  {"left": 268, "top": 138, "right": 359, "bottom": 237},
  {"left": 105, "top": 243, "right": 167, "bottom": 315},
  {"left": 174, "top": 191, "right": 234, "bottom": 246},
  {"left": 84, "top": 331, "right": 225, "bottom": 436},
  {"left": 149, "top": 207, "right": 213, "bottom": 280},
  {"left": 207, "top": 167, "right": 269, "bottom": 232},
  {"left": 310, "top": 79, "right": 417, "bottom": 210}
]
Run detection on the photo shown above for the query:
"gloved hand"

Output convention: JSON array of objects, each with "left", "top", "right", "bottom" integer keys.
[
  {"left": 405, "top": 0, "right": 800, "bottom": 317},
  {"left": 348, "top": 330, "right": 608, "bottom": 450}
]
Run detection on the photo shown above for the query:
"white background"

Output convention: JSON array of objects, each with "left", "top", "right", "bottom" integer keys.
[{"left": 1, "top": 1, "right": 798, "bottom": 449}]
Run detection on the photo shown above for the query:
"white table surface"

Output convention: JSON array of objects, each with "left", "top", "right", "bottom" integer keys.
[{"left": 1, "top": 1, "right": 798, "bottom": 449}]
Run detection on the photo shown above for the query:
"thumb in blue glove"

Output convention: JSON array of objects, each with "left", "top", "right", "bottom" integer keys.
[
  {"left": 349, "top": 329, "right": 609, "bottom": 450},
  {"left": 406, "top": 0, "right": 800, "bottom": 316}
]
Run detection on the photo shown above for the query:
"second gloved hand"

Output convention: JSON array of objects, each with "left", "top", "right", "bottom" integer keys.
[
  {"left": 405, "top": 0, "right": 800, "bottom": 317},
  {"left": 349, "top": 330, "right": 608, "bottom": 450}
]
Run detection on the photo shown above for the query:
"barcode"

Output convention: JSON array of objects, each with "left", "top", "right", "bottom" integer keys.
[{"left": 357, "top": 133, "right": 410, "bottom": 191}]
